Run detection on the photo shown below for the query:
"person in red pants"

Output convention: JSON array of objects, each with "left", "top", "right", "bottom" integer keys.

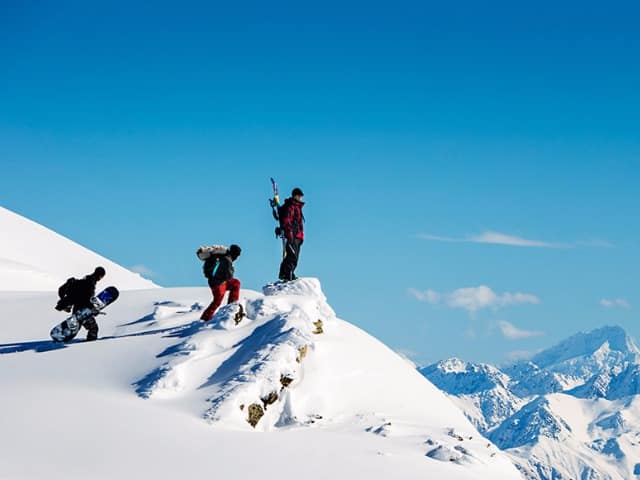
[{"left": 200, "top": 244, "right": 242, "bottom": 322}]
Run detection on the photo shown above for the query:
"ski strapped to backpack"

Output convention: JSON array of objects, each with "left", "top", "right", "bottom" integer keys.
[
  {"left": 269, "top": 178, "right": 286, "bottom": 257},
  {"left": 269, "top": 177, "right": 282, "bottom": 234}
]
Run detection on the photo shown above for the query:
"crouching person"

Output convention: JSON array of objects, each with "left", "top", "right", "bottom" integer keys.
[{"left": 200, "top": 244, "right": 242, "bottom": 322}]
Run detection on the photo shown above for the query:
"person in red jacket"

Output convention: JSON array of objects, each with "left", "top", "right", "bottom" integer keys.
[
  {"left": 200, "top": 245, "right": 242, "bottom": 321},
  {"left": 278, "top": 188, "right": 305, "bottom": 281}
]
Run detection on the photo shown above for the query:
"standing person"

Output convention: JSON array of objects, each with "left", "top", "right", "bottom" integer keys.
[
  {"left": 55, "top": 266, "right": 106, "bottom": 341},
  {"left": 200, "top": 244, "right": 242, "bottom": 322},
  {"left": 278, "top": 188, "right": 305, "bottom": 281}
]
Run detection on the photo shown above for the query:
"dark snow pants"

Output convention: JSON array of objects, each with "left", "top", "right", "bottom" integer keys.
[
  {"left": 82, "top": 316, "right": 99, "bottom": 341},
  {"left": 279, "top": 238, "right": 303, "bottom": 281}
]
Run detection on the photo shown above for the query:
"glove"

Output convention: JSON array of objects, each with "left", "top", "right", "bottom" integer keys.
[{"left": 55, "top": 301, "right": 72, "bottom": 313}]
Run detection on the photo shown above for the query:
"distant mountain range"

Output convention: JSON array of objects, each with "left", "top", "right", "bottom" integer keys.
[{"left": 421, "top": 326, "right": 640, "bottom": 480}]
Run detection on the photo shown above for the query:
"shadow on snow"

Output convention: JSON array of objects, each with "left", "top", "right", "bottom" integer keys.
[{"left": 0, "top": 320, "right": 203, "bottom": 356}]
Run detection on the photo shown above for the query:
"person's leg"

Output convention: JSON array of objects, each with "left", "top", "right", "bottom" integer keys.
[
  {"left": 200, "top": 283, "right": 227, "bottom": 321},
  {"left": 280, "top": 239, "right": 298, "bottom": 280},
  {"left": 226, "top": 279, "right": 241, "bottom": 303},
  {"left": 278, "top": 240, "right": 290, "bottom": 280},
  {"left": 290, "top": 239, "right": 302, "bottom": 278},
  {"left": 83, "top": 316, "right": 99, "bottom": 341}
]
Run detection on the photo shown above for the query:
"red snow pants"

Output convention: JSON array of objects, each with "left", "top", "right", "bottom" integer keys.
[{"left": 200, "top": 279, "right": 241, "bottom": 321}]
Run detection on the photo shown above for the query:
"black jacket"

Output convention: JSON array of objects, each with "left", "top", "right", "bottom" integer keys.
[
  {"left": 57, "top": 274, "right": 98, "bottom": 313},
  {"left": 205, "top": 254, "right": 235, "bottom": 288}
]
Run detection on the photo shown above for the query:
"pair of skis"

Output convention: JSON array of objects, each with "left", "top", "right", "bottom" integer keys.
[{"left": 270, "top": 178, "right": 286, "bottom": 258}]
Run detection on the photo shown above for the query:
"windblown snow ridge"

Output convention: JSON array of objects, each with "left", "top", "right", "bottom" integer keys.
[
  {"left": 130, "top": 279, "right": 520, "bottom": 478},
  {"left": 134, "top": 278, "right": 332, "bottom": 430}
]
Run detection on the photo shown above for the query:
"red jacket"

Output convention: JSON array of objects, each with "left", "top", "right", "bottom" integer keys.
[{"left": 280, "top": 198, "right": 305, "bottom": 242}]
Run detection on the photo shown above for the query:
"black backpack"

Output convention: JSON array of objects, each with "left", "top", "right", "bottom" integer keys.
[
  {"left": 58, "top": 277, "right": 77, "bottom": 299},
  {"left": 203, "top": 254, "right": 225, "bottom": 279}
]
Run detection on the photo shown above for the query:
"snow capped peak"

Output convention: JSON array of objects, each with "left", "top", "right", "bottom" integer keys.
[
  {"left": 0, "top": 206, "right": 157, "bottom": 291},
  {"left": 531, "top": 326, "right": 640, "bottom": 369},
  {"left": 421, "top": 358, "right": 523, "bottom": 434},
  {"left": 421, "top": 358, "right": 510, "bottom": 394},
  {"left": 434, "top": 357, "right": 469, "bottom": 373},
  {"left": 422, "top": 326, "right": 640, "bottom": 480}
]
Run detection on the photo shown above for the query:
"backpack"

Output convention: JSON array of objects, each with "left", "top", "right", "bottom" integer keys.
[
  {"left": 58, "top": 277, "right": 77, "bottom": 299},
  {"left": 277, "top": 204, "right": 287, "bottom": 229},
  {"left": 203, "top": 253, "right": 226, "bottom": 279},
  {"left": 196, "top": 244, "right": 228, "bottom": 261}
]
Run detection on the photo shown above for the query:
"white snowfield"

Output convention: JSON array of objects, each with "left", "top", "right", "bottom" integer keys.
[
  {"left": 0, "top": 206, "right": 157, "bottom": 291},
  {"left": 0, "top": 279, "right": 522, "bottom": 480}
]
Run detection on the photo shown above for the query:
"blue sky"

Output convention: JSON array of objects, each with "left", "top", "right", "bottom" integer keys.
[{"left": 1, "top": 1, "right": 638, "bottom": 365}]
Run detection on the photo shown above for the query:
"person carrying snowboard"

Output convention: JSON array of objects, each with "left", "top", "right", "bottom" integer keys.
[
  {"left": 55, "top": 266, "right": 106, "bottom": 341},
  {"left": 200, "top": 244, "right": 242, "bottom": 322},
  {"left": 278, "top": 187, "right": 305, "bottom": 281}
]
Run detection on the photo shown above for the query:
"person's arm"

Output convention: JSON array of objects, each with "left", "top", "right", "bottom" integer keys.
[{"left": 281, "top": 204, "right": 295, "bottom": 242}]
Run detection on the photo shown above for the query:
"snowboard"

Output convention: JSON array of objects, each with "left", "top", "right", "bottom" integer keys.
[{"left": 50, "top": 286, "right": 120, "bottom": 343}]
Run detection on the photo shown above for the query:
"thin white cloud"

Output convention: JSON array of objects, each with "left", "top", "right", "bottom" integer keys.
[
  {"left": 470, "top": 231, "right": 565, "bottom": 248},
  {"left": 497, "top": 320, "right": 545, "bottom": 340},
  {"left": 410, "top": 285, "right": 540, "bottom": 314},
  {"left": 130, "top": 264, "right": 156, "bottom": 278},
  {"left": 416, "top": 230, "right": 609, "bottom": 249},
  {"left": 600, "top": 298, "right": 630, "bottom": 309}
]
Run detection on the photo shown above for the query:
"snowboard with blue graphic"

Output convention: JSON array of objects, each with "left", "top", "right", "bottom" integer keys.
[{"left": 50, "top": 286, "right": 119, "bottom": 342}]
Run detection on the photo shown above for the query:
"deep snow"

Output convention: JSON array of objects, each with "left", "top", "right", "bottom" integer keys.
[{"left": 0, "top": 280, "right": 521, "bottom": 480}]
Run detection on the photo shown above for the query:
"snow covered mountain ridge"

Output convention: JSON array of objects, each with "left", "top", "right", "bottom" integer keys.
[
  {"left": 0, "top": 272, "right": 522, "bottom": 479},
  {"left": 421, "top": 326, "right": 640, "bottom": 480},
  {"left": 0, "top": 206, "right": 156, "bottom": 290}
]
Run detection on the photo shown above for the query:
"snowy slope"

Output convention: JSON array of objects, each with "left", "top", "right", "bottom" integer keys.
[
  {"left": 0, "top": 206, "right": 156, "bottom": 291},
  {"left": 421, "top": 327, "right": 640, "bottom": 480},
  {"left": 0, "top": 279, "right": 521, "bottom": 480}
]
